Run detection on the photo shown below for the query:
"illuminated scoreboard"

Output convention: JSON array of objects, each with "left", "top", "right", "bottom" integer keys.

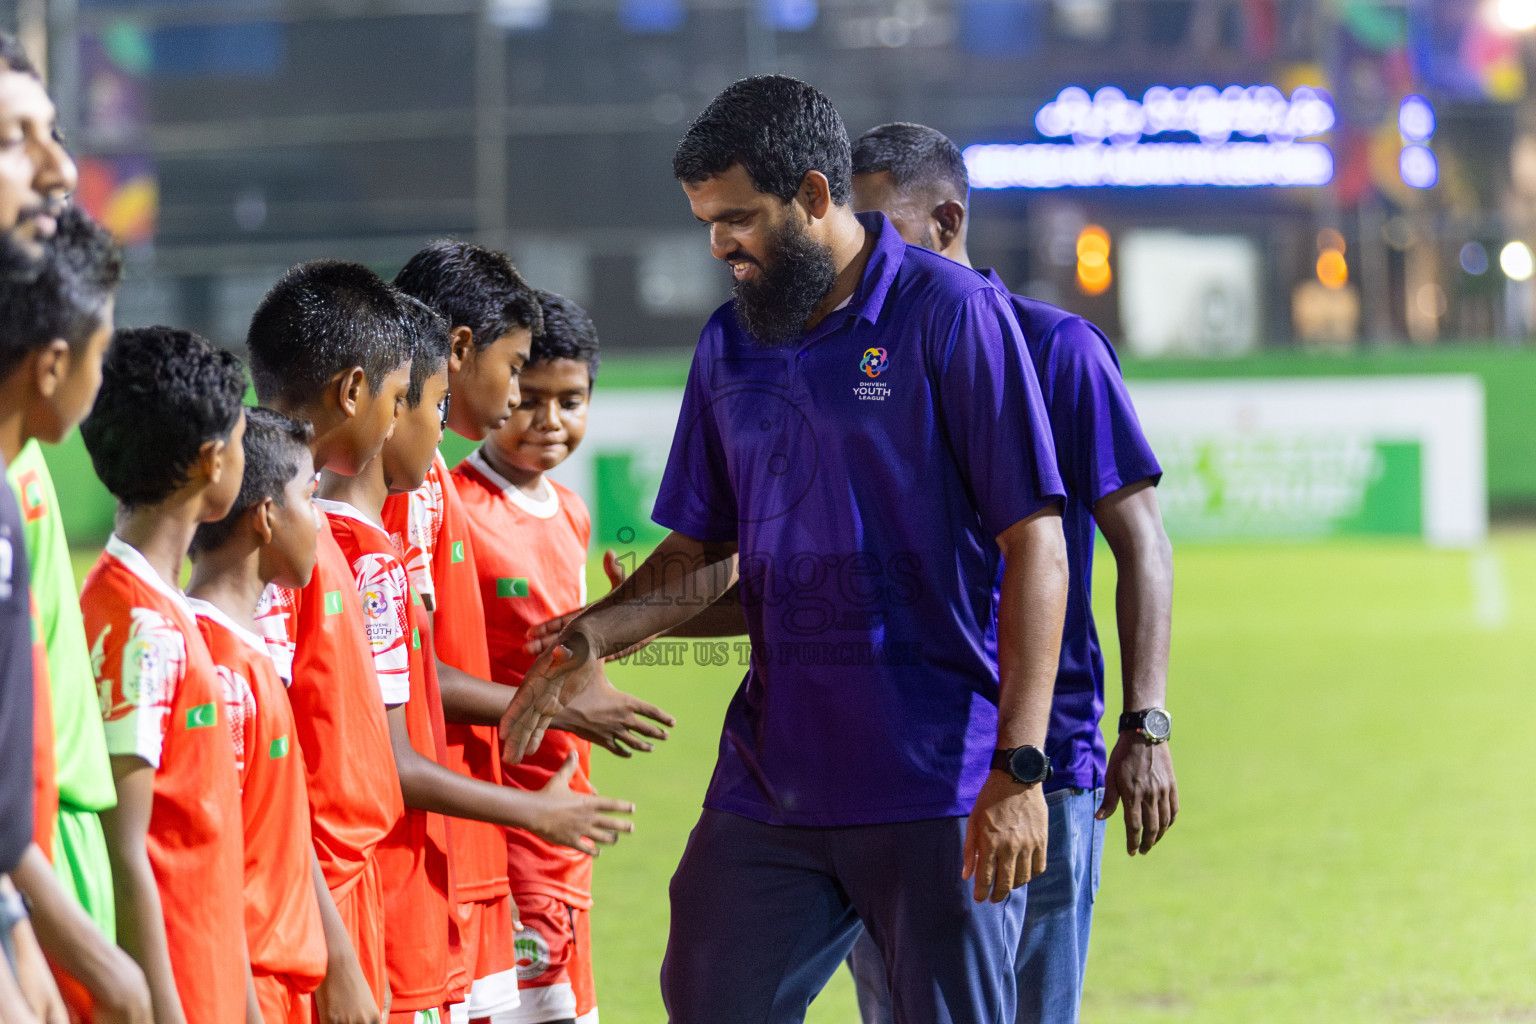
[{"left": 965, "top": 84, "right": 1336, "bottom": 189}]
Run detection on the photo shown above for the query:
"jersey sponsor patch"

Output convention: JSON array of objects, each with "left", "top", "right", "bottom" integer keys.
[{"left": 497, "top": 577, "right": 530, "bottom": 598}]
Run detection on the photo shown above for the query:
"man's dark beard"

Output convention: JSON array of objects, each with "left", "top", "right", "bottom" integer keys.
[
  {"left": 0, "top": 207, "right": 54, "bottom": 284},
  {"left": 731, "top": 216, "right": 837, "bottom": 349}
]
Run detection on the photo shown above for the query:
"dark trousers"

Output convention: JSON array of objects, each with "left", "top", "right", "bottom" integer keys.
[{"left": 660, "top": 809, "right": 1027, "bottom": 1024}]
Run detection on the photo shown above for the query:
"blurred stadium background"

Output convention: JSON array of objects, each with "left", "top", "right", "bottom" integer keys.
[{"left": 28, "top": 0, "right": 1536, "bottom": 1019}]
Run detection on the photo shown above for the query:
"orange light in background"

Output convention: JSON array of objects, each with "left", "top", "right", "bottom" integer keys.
[
  {"left": 1316, "top": 248, "right": 1348, "bottom": 290},
  {"left": 1316, "top": 227, "right": 1346, "bottom": 254},
  {"left": 1076, "top": 225, "right": 1112, "bottom": 295}
]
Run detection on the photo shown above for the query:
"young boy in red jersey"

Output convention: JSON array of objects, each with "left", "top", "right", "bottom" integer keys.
[
  {"left": 245, "top": 260, "right": 415, "bottom": 1020},
  {"left": 77, "top": 327, "right": 253, "bottom": 1024},
  {"left": 321, "top": 296, "right": 638, "bottom": 1024},
  {"left": 453, "top": 291, "right": 616, "bottom": 1024},
  {"left": 187, "top": 408, "right": 352, "bottom": 1024},
  {"left": 390, "top": 245, "right": 673, "bottom": 1024}
]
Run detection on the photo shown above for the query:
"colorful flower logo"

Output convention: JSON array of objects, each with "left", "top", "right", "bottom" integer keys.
[
  {"left": 860, "top": 347, "right": 889, "bottom": 378},
  {"left": 362, "top": 589, "right": 389, "bottom": 620}
]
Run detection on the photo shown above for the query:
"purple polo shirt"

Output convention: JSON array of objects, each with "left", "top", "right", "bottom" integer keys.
[
  {"left": 983, "top": 269, "right": 1162, "bottom": 795},
  {"left": 652, "top": 213, "right": 1064, "bottom": 827}
]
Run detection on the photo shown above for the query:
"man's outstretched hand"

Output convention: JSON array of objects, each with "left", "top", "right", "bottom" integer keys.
[
  {"left": 553, "top": 673, "right": 675, "bottom": 757},
  {"left": 502, "top": 630, "right": 601, "bottom": 764},
  {"left": 963, "top": 772, "right": 1049, "bottom": 903},
  {"left": 525, "top": 551, "right": 653, "bottom": 662},
  {"left": 1096, "top": 735, "right": 1178, "bottom": 855}
]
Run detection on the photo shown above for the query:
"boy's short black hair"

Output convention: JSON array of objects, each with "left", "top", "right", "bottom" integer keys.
[
  {"left": 399, "top": 293, "right": 451, "bottom": 408},
  {"left": 81, "top": 327, "right": 247, "bottom": 508},
  {"left": 392, "top": 241, "right": 543, "bottom": 351},
  {"left": 531, "top": 290, "right": 600, "bottom": 382},
  {"left": 246, "top": 259, "right": 413, "bottom": 406},
  {"left": 673, "top": 75, "right": 852, "bottom": 206},
  {"left": 190, "top": 407, "right": 313, "bottom": 557},
  {"left": 852, "top": 122, "right": 970, "bottom": 204},
  {"left": 0, "top": 206, "right": 122, "bottom": 378}
]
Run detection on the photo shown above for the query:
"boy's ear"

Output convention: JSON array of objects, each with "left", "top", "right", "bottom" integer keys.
[
  {"left": 252, "top": 497, "right": 276, "bottom": 545},
  {"left": 335, "top": 367, "right": 368, "bottom": 419},
  {"left": 447, "top": 327, "right": 475, "bottom": 373},
  {"left": 198, "top": 437, "right": 229, "bottom": 486},
  {"left": 30, "top": 340, "right": 71, "bottom": 400}
]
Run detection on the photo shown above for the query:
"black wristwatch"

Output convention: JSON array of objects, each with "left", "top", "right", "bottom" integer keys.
[
  {"left": 1118, "top": 707, "right": 1172, "bottom": 744},
  {"left": 991, "top": 745, "right": 1053, "bottom": 785}
]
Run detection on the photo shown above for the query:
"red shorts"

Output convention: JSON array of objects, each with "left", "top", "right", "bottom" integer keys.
[
  {"left": 254, "top": 972, "right": 312, "bottom": 1024},
  {"left": 332, "top": 856, "right": 387, "bottom": 1008},
  {"left": 453, "top": 894, "right": 521, "bottom": 1018},
  {"left": 498, "top": 894, "right": 595, "bottom": 1024}
]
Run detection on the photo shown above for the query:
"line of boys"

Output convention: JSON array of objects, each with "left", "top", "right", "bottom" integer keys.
[{"left": 0, "top": 70, "right": 671, "bottom": 1016}]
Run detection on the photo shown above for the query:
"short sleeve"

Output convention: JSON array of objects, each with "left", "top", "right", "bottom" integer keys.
[
  {"left": 351, "top": 552, "right": 412, "bottom": 706},
  {"left": 94, "top": 607, "right": 187, "bottom": 768},
  {"left": 933, "top": 289, "right": 1065, "bottom": 539},
  {"left": 253, "top": 584, "right": 297, "bottom": 684},
  {"left": 216, "top": 663, "right": 257, "bottom": 785},
  {"left": 401, "top": 476, "right": 443, "bottom": 603},
  {"left": 1037, "top": 318, "right": 1162, "bottom": 506},
  {"left": 652, "top": 347, "right": 739, "bottom": 542}
]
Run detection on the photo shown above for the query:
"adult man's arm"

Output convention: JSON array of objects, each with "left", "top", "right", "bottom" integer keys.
[
  {"left": 501, "top": 530, "right": 738, "bottom": 763},
  {"left": 963, "top": 507, "right": 1068, "bottom": 903},
  {"left": 1092, "top": 479, "right": 1177, "bottom": 855}
]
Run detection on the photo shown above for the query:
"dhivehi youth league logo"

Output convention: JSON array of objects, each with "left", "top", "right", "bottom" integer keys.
[
  {"left": 514, "top": 926, "right": 550, "bottom": 981},
  {"left": 859, "top": 347, "right": 889, "bottom": 378}
]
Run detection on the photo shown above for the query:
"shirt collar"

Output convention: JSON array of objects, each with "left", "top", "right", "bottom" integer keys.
[
  {"left": 104, "top": 534, "right": 195, "bottom": 617},
  {"left": 314, "top": 497, "right": 389, "bottom": 537},
  {"left": 842, "top": 211, "right": 905, "bottom": 328},
  {"left": 185, "top": 596, "right": 269, "bottom": 658},
  {"left": 980, "top": 267, "right": 1009, "bottom": 294},
  {"left": 466, "top": 449, "right": 561, "bottom": 520}
]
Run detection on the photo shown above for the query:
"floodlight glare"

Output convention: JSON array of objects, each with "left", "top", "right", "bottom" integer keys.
[
  {"left": 1500, "top": 241, "right": 1535, "bottom": 281},
  {"left": 1398, "top": 95, "right": 1435, "bottom": 143},
  {"left": 1460, "top": 242, "right": 1490, "bottom": 275},
  {"left": 1499, "top": 0, "right": 1536, "bottom": 31},
  {"left": 1399, "top": 146, "right": 1438, "bottom": 189}
]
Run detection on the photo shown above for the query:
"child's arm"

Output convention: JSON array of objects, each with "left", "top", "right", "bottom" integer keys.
[
  {"left": 12, "top": 843, "right": 153, "bottom": 1024},
  {"left": 309, "top": 852, "right": 380, "bottom": 1024},
  {"left": 101, "top": 757, "right": 187, "bottom": 1024},
  {"left": 0, "top": 923, "right": 42, "bottom": 1024},
  {"left": 386, "top": 707, "right": 632, "bottom": 855}
]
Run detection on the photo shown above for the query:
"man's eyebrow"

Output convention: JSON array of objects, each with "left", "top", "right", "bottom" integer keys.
[{"left": 694, "top": 207, "right": 754, "bottom": 225}]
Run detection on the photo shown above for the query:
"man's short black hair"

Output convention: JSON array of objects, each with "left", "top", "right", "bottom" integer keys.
[
  {"left": 81, "top": 327, "right": 246, "bottom": 508},
  {"left": 246, "top": 259, "right": 413, "bottom": 406},
  {"left": 190, "top": 407, "right": 313, "bottom": 557},
  {"left": 0, "top": 34, "right": 40, "bottom": 80},
  {"left": 399, "top": 293, "right": 451, "bottom": 408},
  {"left": 673, "top": 75, "right": 852, "bottom": 206},
  {"left": 392, "top": 240, "right": 543, "bottom": 352},
  {"left": 530, "top": 290, "right": 599, "bottom": 382},
  {"left": 0, "top": 206, "right": 121, "bottom": 379},
  {"left": 852, "top": 122, "right": 970, "bottom": 204}
]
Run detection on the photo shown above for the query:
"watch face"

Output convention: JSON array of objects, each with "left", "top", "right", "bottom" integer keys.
[
  {"left": 1144, "top": 709, "right": 1172, "bottom": 739},
  {"left": 1009, "top": 746, "right": 1048, "bottom": 783}
]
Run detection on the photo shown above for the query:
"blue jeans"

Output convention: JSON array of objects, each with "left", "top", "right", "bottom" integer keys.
[
  {"left": 848, "top": 788, "right": 1105, "bottom": 1024},
  {"left": 660, "top": 809, "right": 1027, "bottom": 1024}
]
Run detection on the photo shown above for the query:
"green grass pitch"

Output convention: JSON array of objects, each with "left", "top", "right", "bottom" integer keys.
[
  {"left": 69, "top": 534, "right": 1536, "bottom": 1021},
  {"left": 589, "top": 534, "right": 1536, "bottom": 1023}
]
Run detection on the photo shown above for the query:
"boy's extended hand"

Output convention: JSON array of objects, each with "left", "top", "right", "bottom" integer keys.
[
  {"left": 552, "top": 673, "right": 675, "bottom": 757},
  {"left": 530, "top": 751, "right": 635, "bottom": 855},
  {"left": 502, "top": 632, "right": 599, "bottom": 764}
]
